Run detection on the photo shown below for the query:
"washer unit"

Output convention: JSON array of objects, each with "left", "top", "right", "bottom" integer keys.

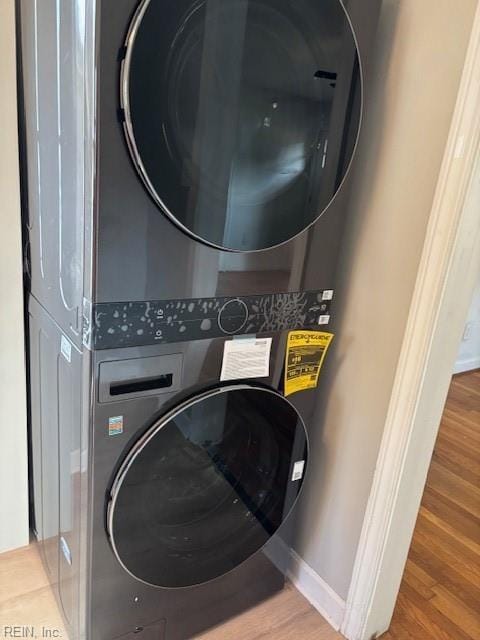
[
  {"left": 18, "top": 1, "right": 381, "bottom": 639},
  {"left": 28, "top": 297, "right": 311, "bottom": 640}
]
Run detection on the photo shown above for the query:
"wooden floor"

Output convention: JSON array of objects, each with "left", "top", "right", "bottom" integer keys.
[
  {"left": 0, "top": 545, "right": 341, "bottom": 639},
  {"left": 193, "top": 582, "right": 342, "bottom": 640},
  {"left": 381, "top": 370, "right": 480, "bottom": 640}
]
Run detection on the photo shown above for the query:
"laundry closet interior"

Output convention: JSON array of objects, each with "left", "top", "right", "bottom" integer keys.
[{"left": 16, "top": 1, "right": 381, "bottom": 638}]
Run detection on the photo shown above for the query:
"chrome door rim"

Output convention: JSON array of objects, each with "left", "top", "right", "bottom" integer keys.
[
  {"left": 120, "top": 0, "right": 364, "bottom": 253},
  {"left": 106, "top": 383, "right": 309, "bottom": 589}
]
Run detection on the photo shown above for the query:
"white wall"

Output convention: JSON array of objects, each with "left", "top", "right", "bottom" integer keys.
[
  {"left": 454, "top": 276, "right": 480, "bottom": 373},
  {"left": 293, "top": 0, "right": 476, "bottom": 604},
  {"left": 0, "top": 0, "right": 29, "bottom": 553}
]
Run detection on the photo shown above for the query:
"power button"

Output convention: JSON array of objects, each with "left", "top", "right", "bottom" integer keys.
[{"left": 218, "top": 299, "right": 249, "bottom": 335}]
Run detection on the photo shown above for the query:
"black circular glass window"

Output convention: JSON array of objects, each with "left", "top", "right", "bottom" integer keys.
[
  {"left": 122, "top": 0, "right": 361, "bottom": 251},
  {"left": 107, "top": 385, "right": 308, "bottom": 588}
]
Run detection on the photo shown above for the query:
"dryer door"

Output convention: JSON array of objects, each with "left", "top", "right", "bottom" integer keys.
[
  {"left": 121, "top": 0, "right": 361, "bottom": 251},
  {"left": 107, "top": 385, "right": 308, "bottom": 588}
]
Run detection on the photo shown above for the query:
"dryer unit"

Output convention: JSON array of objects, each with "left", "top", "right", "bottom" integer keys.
[
  {"left": 18, "top": 0, "right": 381, "bottom": 349},
  {"left": 18, "top": 1, "right": 381, "bottom": 639}
]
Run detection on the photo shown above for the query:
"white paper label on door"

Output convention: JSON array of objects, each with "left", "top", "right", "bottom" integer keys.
[
  {"left": 220, "top": 337, "right": 272, "bottom": 381},
  {"left": 291, "top": 460, "right": 306, "bottom": 482}
]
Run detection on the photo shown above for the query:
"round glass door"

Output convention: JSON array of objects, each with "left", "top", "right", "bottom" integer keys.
[
  {"left": 107, "top": 385, "right": 308, "bottom": 588},
  {"left": 122, "top": 0, "right": 361, "bottom": 251}
]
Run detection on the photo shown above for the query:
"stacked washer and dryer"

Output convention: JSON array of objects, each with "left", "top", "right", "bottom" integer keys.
[{"left": 17, "top": 1, "right": 380, "bottom": 639}]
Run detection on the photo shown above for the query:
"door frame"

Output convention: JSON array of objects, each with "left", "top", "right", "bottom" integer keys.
[{"left": 341, "top": 3, "right": 480, "bottom": 638}]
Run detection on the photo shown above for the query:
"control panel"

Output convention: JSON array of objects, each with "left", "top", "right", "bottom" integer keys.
[{"left": 93, "top": 290, "right": 333, "bottom": 350}]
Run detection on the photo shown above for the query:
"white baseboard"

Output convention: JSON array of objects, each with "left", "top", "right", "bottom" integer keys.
[
  {"left": 264, "top": 539, "right": 346, "bottom": 631},
  {"left": 453, "top": 356, "right": 480, "bottom": 374},
  {"left": 287, "top": 549, "right": 346, "bottom": 631}
]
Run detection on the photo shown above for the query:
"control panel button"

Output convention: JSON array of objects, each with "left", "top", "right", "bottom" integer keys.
[{"left": 218, "top": 299, "right": 249, "bottom": 335}]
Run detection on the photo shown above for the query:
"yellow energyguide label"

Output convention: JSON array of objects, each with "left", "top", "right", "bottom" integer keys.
[{"left": 284, "top": 331, "right": 334, "bottom": 397}]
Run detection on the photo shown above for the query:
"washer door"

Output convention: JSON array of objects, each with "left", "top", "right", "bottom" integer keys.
[
  {"left": 107, "top": 385, "right": 308, "bottom": 588},
  {"left": 122, "top": 0, "right": 361, "bottom": 251}
]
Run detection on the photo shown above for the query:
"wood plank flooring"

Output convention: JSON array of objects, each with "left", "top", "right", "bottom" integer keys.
[
  {"left": 0, "top": 544, "right": 341, "bottom": 639},
  {"left": 0, "top": 543, "right": 68, "bottom": 637},
  {"left": 381, "top": 370, "right": 480, "bottom": 640}
]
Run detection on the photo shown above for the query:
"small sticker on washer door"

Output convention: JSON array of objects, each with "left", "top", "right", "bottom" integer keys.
[
  {"left": 292, "top": 460, "right": 306, "bottom": 482},
  {"left": 108, "top": 416, "right": 124, "bottom": 436},
  {"left": 220, "top": 337, "right": 272, "bottom": 381},
  {"left": 60, "top": 335, "right": 72, "bottom": 363}
]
